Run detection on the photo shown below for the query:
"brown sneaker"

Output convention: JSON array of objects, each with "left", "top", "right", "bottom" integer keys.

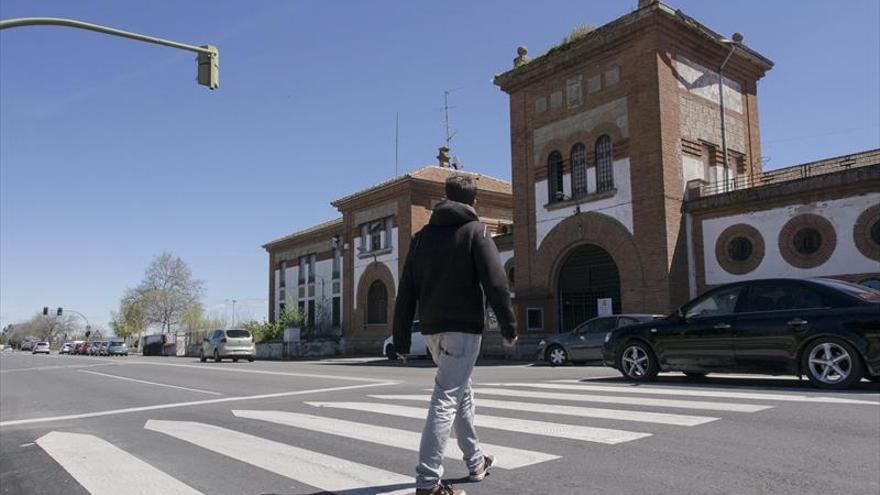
[
  {"left": 415, "top": 480, "right": 466, "bottom": 495},
  {"left": 468, "top": 453, "right": 495, "bottom": 482}
]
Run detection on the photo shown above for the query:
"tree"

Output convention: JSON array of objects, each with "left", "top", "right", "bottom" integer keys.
[
  {"left": 110, "top": 290, "right": 148, "bottom": 341},
  {"left": 134, "top": 252, "right": 204, "bottom": 333}
]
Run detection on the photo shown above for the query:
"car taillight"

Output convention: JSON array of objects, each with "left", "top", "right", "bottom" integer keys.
[{"left": 220, "top": 337, "right": 227, "bottom": 343}]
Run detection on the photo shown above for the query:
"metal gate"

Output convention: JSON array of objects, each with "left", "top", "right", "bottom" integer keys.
[{"left": 557, "top": 244, "right": 621, "bottom": 332}]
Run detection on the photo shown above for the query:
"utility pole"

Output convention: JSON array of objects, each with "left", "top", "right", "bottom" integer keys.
[{"left": 0, "top": 17, "right": 220, "bottom": 89}]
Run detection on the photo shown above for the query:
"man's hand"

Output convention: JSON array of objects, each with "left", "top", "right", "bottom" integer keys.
[
  {"left": 396, "top": 353, "right": 409, "bottom": 363},
  {"left": 503, "top": 335, "right": 518, "bottom": 347}
]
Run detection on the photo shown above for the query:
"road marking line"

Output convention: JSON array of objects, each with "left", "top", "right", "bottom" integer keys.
[
  {"left": 536, "top": 380, "right": 880, "bottom": 405},
  {"left": 371, "top": 395, "right": 718, "bottom": 426},
  {"left": 78, "top": 369, "right": 223, "bottom": 396},
  {"left": 0, "top": 362, "right": 120, "bottom": 374},
  {"left": 0, "top": 382, "right": 395, "bottom": 428},
  {"left": 233, "top": 409, "right": 559, "bottom": 469},
  {"left": 472, "top": 388, "right": 772, "bottom": 412},
  {"left": 128, "top": 361, "right": 390, "bottom": 383},
  {"left": 36, "top": 431, "right": 203, "bottom": 495},
  {"left": 307, "top": 402, "right": 651, "bottom": 444},
  {"left": 145, "top": 420, "right": 412, "bottom": 495}
]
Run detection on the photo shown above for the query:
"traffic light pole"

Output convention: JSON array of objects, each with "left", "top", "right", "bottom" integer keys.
[{"left": 0, "top": 17, "right": 219, "bottom": 89}]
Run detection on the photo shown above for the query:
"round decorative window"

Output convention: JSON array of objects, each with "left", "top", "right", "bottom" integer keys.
[
  {"left": 779, "top": 214, "right": 836, "bottom": 269},
  {"left": 853, "top": 204, "right": 880, "bottom": 262},
  {"left": 716, "top": 224, "right": 764, "bottom": 275},
  {"left": 793, "top": 227, "right": 822, "bottom": 255},
  {"left": 727, "top": 236, "right": 753, "bottom": 262}
]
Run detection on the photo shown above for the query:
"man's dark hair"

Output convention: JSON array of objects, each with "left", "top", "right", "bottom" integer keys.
[{"left": 445, "top": 175, "right": 477, "bottom": 205}]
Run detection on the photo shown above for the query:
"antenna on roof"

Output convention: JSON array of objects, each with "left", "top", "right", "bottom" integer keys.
[{"left": 443, "top": 90, "right": 457, "bottom": 149}]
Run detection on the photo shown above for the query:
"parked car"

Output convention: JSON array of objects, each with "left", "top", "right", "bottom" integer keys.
[
  {"left": 32, "top": 342, "right": 51, "bottom": 354},
  {"left": 604, "top": 278, "right": 880, "bottom": 389},
  {"left": 98, "top": 341, "right": 111, "bottom": 355},
  {"left": 383, "top": 322, "right": 429, "bottom": 360},
  {"left": 106, "top": 341, "right": 128, "bottom": 356},
  {"left": 200, "top": 329, "right": 255, "bottom": 362},
  {"left": 20, "top": 339, "right": 36, "bottom": 352},
  {"left": 537, "top": 314, "right": 663, "bottom": 366},
  {"left": 73, "top": 341, "right": 85, "bottom": 354},
  {"left": 59, "top": 342, "right": 73, "bottom": 354},
  {"left": 81, "top": 341, "right": 94, "bottom": 355}
]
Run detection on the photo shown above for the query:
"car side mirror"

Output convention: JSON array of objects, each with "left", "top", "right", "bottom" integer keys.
[{"left": 675, "top": 308, "right": 686, "bottom": 322}]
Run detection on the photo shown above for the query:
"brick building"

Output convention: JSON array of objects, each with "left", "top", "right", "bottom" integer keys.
[
  {"left": 265, "top": 0, "right": 879, "bottom": 357},
  {"left": 492, "top": 0, "right": 879, "bottom": 356},
  {"left": 263, "top": 151, "right": 514, "bottom": 355}
]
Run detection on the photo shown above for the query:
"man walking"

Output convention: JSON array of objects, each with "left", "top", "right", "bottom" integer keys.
[{"left": 393, "top": 175, "right": 517, "bottom": 495}]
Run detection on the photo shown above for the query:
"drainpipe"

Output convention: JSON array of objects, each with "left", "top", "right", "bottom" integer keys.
[{"left": 718, "top": 33, "right": 743, "bottom": 192}]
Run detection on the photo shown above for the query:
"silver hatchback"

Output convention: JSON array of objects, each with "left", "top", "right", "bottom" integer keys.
[
  {"left": 201, "top": 329, "right": 255, "bottom": 363},
  {"left": 537, "top": 314, "right": 663, "bottom": 366}
]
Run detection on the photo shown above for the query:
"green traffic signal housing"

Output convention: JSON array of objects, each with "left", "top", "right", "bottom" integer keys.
[{"left": 197, "top": 45, "right": 219, "bottom": 90}]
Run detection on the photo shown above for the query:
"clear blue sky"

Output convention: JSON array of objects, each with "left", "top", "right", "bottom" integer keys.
[{"left": 2, "top": 0, "right": 878, "bottom": 331}]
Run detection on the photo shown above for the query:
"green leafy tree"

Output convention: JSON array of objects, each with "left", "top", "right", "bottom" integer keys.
[{"left": 110, "top": 290, "right": 148, "bottom": 342}]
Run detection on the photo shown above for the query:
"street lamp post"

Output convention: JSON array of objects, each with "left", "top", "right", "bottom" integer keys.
[{"left": 0, "top": 17, "right": 219, "bottom": 89}]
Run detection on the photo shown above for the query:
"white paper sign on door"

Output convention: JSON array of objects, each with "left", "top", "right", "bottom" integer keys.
[{"left": 597, "top": 298, "right": 613, "bottom": 317}]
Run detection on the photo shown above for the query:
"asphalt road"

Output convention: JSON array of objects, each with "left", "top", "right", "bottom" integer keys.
[{"left": 1, "top": 350, "right": 878, "bottom": 495}]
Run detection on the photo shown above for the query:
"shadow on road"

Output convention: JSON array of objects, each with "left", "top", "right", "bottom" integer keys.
[{"left": 573, "top": 374, "right": 880, "bottom": 393}]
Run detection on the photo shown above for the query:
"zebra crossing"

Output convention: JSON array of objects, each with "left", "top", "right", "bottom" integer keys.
[{"left": 33, "top": 380, "right": 876, "bottom": 495}]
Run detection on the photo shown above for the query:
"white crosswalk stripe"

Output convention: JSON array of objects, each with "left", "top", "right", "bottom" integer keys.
[
  {"left": 472, "top": 387, "right": 772, "bottom": 412},
  {"left": 37, "top": 379, "right": 810, "bottom": 494},
  {"left": 306, "top": 401, "right": 652, "bottom": 444},
  {"left": 145, "top": 419, "right": 413, "bottom": 495},
  {"left": 370, "top": 394, "right": 719, "bottom": 426},
  {"left": 233, "top": 409, "right": 559, "bottom": 468},
  {"left": 510, "top": 381, "right": 880, "bottom": 405},
  {"left": 36, "top": 431, "right": 203, "bottom": 495}
]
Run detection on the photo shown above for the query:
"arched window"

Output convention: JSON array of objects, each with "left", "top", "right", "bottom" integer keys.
[
  {"left": 548, "top": 151, "right": 564, "bottom": 203},
  {"left": 571, "top": 143, "right": 587, "bottom": 198},
  {"left": 595, "top": 135, "right": 614, "bottom": 192},
  {"left": 367, "top": 280, "right": 388, "bottom": 324}
]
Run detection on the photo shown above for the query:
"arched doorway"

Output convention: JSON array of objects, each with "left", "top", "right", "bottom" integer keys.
[{"left": 557, "top": 244, "right": 621, "bottom": 332}]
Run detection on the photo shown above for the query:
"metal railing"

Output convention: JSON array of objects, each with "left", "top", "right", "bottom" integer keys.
[{"left": 699, "top": 149, "right": 879, "bottom": 196}]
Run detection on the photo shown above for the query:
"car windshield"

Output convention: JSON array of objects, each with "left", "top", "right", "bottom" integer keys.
[
  {"left": 816, "top": 279, "right": 880, "bottom": 302},
  {"left": 226, "top": 330, "right": 250, "bottom": 338},
  {"left": 110, "top": 341, "right": 125, "bottom": 346}
]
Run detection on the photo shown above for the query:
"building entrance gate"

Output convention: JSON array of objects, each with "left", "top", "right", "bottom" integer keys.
[{"left": 558, "top": 244, "right": 621, "bottom": 332}]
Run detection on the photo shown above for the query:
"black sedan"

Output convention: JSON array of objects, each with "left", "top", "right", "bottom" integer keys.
[{"left": 603, "top": 278, "right": 880, "bottom": 389}]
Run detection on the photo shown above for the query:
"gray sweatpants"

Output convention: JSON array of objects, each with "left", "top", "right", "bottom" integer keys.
[{"left": 416, "top": 332, "right": 484, "bottom": 489}]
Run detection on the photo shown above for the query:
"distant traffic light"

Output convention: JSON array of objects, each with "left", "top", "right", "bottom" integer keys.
[
  {"left": 197, "top": 45, "right": 219, "bottom": 89},
  {"left": 57, "top": 307, "right": 63, "bottom": 316},
  {"left": 43, "top": 307, "right": 49, "bottom": 316}
]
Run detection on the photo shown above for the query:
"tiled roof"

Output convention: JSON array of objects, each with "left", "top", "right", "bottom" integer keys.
[
  {"left": 262, "top": 217, "right": 343, "bottom": 248},
  {"left": 331, "top": 165, "right": 512, "bottom": 206},
  {"left": 495, "top": 0, "right": 772, "bottom": 86}
]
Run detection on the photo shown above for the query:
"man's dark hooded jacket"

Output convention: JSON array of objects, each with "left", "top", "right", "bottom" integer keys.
[{"left": 393, "top": 199, "right": 516, "bottom": 354}]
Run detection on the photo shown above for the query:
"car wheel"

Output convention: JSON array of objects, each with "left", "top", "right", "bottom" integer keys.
[
  {"left": 200, "top": 350, "right": 207, "bottom": 363},
  {"left": 213, "top": 349, "right": 221, "bottom": 363},
  {"left": 684, "top": 372, "right": 708, "bottom": 380},
  {"left": 618, "top": 342, "right": 659, "bottom": 381},
  {"left": 385, "top": 344, "right": 396, "bottom": 361},
  {"left": 545, "top": 345, "right": 568, "bottom": 367},
  {"left": 247, "top": 357, "right": 255, "bottom": 362},
  {"left": 233, "top": 358, "right": 239, "bottom": 363},
  {"left": 802, "top": 338, "right": 863, "bottom": 389}
]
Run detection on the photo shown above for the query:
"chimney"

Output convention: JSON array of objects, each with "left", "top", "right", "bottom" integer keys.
[
  {"left": 638, "top": 0, "right": 657, "bottom": 8},
  {"left": 437, "top": 146, "right": 451, "bottom": 168}
]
